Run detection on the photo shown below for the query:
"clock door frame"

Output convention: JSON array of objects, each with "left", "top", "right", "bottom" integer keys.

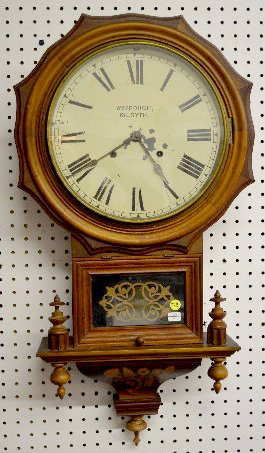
[{"left": 72, "top": 254, "right": 202, "bottom": 348}]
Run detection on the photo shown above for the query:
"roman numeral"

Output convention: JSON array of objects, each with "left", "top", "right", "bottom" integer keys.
[
  {"left": 92, "top": 68, "right": 115, "bottom": 92},
  {"left": 179, "top": 95, "right": 202, "bottom": 113},
  {"left": 61, "top": 131, "right": 85, "bottom": 143},
  {"left": 132, "top": 187, "right": 144, "bottom": 211},
  {"left": 160, "top": 68, "right": 174, "bottom": 91},
  {"left": 187, "top": 129, "right": 211, "bottom": 141},
  {"left": 163, "top": 180, "right": 179, "bottom": 200},
  {"left": 127, "top": 60, "right": 144, "bottom": 85},
  {"left": 67, "top": 154, "right": 92, "bottom": 182},
  {"left": 94, "top": 177, "right": 114, "bottom": 205},
  {"left": 68, "top": 100, "right": 93, "bottom": 109},
  {"left": 177, "top": 154, "right": 205, "bottom": 179}
]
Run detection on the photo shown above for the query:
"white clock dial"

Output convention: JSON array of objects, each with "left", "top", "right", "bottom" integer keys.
[{"left": 47, "top": 42, "right": 227, "bottom": 222}]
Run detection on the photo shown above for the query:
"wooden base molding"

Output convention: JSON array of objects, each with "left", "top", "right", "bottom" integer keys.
[{"left": 38, "top": 334, "right": 239, "bottom": 443}]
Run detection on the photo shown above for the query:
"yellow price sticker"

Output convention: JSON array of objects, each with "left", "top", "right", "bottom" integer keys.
[{"left": 170, "top": 299, "right": 181, "bottom": 311}]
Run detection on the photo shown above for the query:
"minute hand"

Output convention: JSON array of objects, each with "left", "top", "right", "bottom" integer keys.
[{"left": 138, "top": 139, "right": 169, "bottom": 184}]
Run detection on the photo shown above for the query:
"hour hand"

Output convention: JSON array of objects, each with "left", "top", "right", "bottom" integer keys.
[
  {"left": 67, "top": 135, "right": 134, "bottom": 182},
  {"left": 67, "top": 156, "right": 97, "bottom": 182},
  {"left": 75, "top": 159, "right": 98, "bottom": 183}
]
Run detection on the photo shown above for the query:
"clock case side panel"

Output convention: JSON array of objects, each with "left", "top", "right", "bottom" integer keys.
[
  {"left": 14, "top": 14, "right": 254, "bottom": 247},
  {"left": 72, "top": 255, "right": 203, "bottom": 348}
]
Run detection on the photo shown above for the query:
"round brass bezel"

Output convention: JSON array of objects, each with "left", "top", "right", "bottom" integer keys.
[{"left": 46, "top": 40, "right": 228, "bottom": 224}]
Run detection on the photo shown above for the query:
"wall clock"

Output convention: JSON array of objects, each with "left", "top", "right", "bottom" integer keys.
[{"left": 14, "top": 14, "right": 254, "bottom": 445}]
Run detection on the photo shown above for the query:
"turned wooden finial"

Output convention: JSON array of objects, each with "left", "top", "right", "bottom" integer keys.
[
  {"left": 50, "top": 363, "right": 71, "bottom": 399},
  {"left": 207, "top": 290, "right": 227, "bottom": 346},
  {"left": 208, "top": 357, "right": 228, "bottom": 394},
  {"left": 127, "top": 415, "right": 147, "bottom": 446},
  {"left": 48, "top": 295, "right": 69, "bottom": 351}
]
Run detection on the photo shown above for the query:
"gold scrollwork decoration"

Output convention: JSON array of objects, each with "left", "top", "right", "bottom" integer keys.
[{"left": 99, "top": 280, "right": 174, "bottom": 323}]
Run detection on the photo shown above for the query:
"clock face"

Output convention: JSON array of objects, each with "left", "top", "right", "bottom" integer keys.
[{"left": 47, "top": 42, "right": 227, "bottom": 223}]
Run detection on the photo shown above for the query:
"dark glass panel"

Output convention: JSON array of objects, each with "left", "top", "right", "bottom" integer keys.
[{"left": 92, "top": 272, "right": 185, "bottom": 327}]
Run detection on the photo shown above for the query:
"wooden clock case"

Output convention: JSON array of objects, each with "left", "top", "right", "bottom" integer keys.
[{"left": 14, "top": 14, "right": 254, "bottom": 445}]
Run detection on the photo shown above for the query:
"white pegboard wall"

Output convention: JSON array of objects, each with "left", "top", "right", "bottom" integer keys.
[{"left": 0, "top": 1, "right": 264, "bottom": 452}]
